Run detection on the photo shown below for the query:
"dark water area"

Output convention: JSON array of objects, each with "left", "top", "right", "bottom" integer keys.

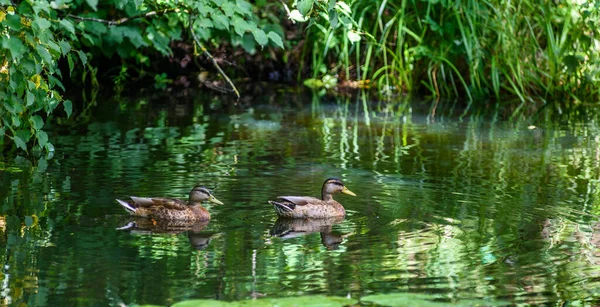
[{"left": 2, "top": 91, "right": 600, "bottom": 306}]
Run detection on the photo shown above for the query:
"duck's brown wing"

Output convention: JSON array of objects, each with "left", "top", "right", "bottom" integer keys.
[
  {"left": 277, "top": 196, "right": 321, "bottom": 207},
  {"left": 130, "top": 197, "right": 189, "bottom": 211}
]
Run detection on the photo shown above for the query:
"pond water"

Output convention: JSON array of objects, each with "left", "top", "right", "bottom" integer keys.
[{"left": 2, "top": 91, "right": 600, "bottom": 306}]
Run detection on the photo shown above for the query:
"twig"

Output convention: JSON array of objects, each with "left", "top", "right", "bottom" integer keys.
[
  {"left": 189, "top": 16, "right": 240, "bottom": 99},
  {"left": 278, "top": 0, "right": 294, "bottom": 23},
  {"left": 68, "top": 8, "right": 182, "bottom": 26}
]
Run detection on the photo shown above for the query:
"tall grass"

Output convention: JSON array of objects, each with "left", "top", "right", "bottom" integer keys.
[{"left": 304, "top": 0, "right": 600, "bottom": 105}]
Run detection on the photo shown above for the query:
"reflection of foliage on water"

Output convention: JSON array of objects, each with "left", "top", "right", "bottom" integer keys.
[{"left": 1, "top": 94, "right": 600, "bottom": 305}]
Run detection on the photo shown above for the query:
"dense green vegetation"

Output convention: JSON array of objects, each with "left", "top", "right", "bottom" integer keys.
[
  {"left": 0, "top": 0, "right": 283, "bottom": 153},
  {"left": 300, "top": 0, "right": 600, "bottom": 103},
  {"left": 2, "top": 0, "right": 600, "bottom": 152}
]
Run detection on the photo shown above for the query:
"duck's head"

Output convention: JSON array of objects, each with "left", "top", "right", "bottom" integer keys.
[
  {"left": 321, "top": 178, "right": 356, "bottom": 199},
  {"left": 189, "top": 186, "right": 224, "bottom": 205}
]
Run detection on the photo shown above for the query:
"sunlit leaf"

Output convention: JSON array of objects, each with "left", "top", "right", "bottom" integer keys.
[
  {"left": 347, "top": 30, "right": 361, "bottom": 43},
  {"left": 336, "top": 1, "right": 352, "bottom": 15},
  {"left": 289, "top": 10, "right": 308, "bottom": 22},
  {"left": 251, "top": 28, "right": 267, "bottom": 46},
  {"left": 258, "top": 296, "right": 357, "bottom": 306},
  {"left": 297, "top": 0, "right": 314, "bottom": 16},
  {"left": 31, "top": 74, "right": 42, "bottom": 89}
]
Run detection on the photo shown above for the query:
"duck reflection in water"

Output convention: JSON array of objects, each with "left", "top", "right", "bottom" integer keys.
[
  {"left": 270, "top": 217, "right": 348, "bottom": 250},
  {"left": 117, "top": 218, "right": 215, "bottom": 250}
]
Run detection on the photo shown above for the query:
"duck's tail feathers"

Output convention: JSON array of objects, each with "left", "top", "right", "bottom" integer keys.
[
  {"left": 116, "top": 221, "right": 136, "bottom": 231},
  {"left": 116, "top": 199, "right": 136, "bottom": 214},
  {"left": 269, "top": 200, "right": 295, "bottom": 216}
]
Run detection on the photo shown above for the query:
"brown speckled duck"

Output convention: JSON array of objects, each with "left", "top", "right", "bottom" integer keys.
[
  {"left": 268, "top": 178, "right": 356, "bottom": 219},
  {"left": 115, "top": 186, "right": 223, "bottom": 221}
]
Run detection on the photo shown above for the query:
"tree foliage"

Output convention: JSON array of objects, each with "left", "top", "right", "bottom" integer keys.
[{"left": 0, "top": 0, "right": 284, "bottom": 153}]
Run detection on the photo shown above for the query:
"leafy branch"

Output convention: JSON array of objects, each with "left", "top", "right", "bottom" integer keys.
[
  {"left": 67, "top": 8, "right": 183, "bottom": 26},
  {"left": 189, "top": 16, "right": 240, "bottom": 99}
]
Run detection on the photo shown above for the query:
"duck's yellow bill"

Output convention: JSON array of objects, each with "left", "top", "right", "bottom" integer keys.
[
  {"left": 342, "top": 187, "right": 356, "bottom": 196},
  {"left": 209, "top": 196, "right": 224, "bottom": 205}
]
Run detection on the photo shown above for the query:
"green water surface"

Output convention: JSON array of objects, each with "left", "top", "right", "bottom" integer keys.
[{"left": 2, "top": 92, "right": 600, "bottom": 306}]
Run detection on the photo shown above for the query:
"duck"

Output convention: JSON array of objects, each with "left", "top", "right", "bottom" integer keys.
[
  {"left": 268, "top": 178, "right": 356, "bottom": 219},
  {"left": 115, "top": 185, "right": 223, "bottom": 221}
]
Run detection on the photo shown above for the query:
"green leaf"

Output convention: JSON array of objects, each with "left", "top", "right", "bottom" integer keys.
[
  {"left": 106, "top": 26, "right": 125, "bottom": 44},
  {"left": 121, "top": 26, "right": 146, "bottom": 48},
  {"left": 197, "top": 18, "right": 214, "bottom": 29},
  {"left": 67, "top": 54, "right": 74, "bottom": 76},
  {"left": 13, "top": 136, "right": 27, "bottom": 150},
  {"left": 232, "top": 17, "right": 248, "bottom": 36},
  {"left": 3, "top": 37, "right": 27, "bottom": 61},
  {"left": 5, "top": 14, "right": 22, "bottom": 31},
  {"left": 36, "top": 45, "right": 53, "bottom": 65},
  {"left": 336, "top": 1, "right": 352, "bottom": 15},
  {"left": 347, "top": 30, "right": 361, "bottom": 43},
  {"left": 77, "top": 50, "right": 88, "bottom": 66},
  {"left": 211, "top": 12, "right": 229, "bottom": 30},
  {"left": 63, "top": 100, "right": 73, "bottom": 118},
  {"left": 328, "top": 0, "right": 336, "bottom": 10},
  {"left": 235, "top": 0, "right": 253, "bottom": 16},
  {"left": 47, "top": 40, "right": 62, "bottom": 55},
  {"left": 361, "top": 294, "right": 509, "bottom": 307},
  {"left": 251, "top": 28, "right": 268, "bottom": 46},
  {"left": 30, "top": 115, "right": 44, "bottom": 131},
  {"left": 267, "top": 31, "right": 284, "bottom": 48},
  {"left": 297, "top": 0, "right": 314, "bottom": 16},
  {"left": 45, "top": 141, "right": 54, "bottom": 152},
  {"left": 289, "top": 10, "right": 308, "bottom": 22},
  {"left": 12, "top": 115, "right": 21, "bottom": 127},
  {"left": 241, "top": 33, "right": 256, "bottom": 54},
  {"left": 197, "top": 27, "right": 212, "bottom": 41},
  {"left": 34, "top": 17, "right": 52, "bottom": 31},
  {"left": 221, "top": 2, "right": 236, "bottom": 17},
  {"left": 85, "top": 0, "right": 98, "bottom": 11},
  {"left": 329, "top": 10, "right": 338, "bottom": 28},
  {"left": 37, "top": 130, "right": 48, "bottom": 148},
  {"left": 59, "top": 40, "right": 71, "bottom": 55},
  {"left": 48, "top": 75, "right": 65, "bottom": 91},
  {"left": 59, "top": 19, "right": 75, "bottom": 35},
  {"left": 26, "top": 91, "right": 35, "bottom": 107},
  {"left": 171, "top": 300, "right": 230, "bottom": 307}
]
